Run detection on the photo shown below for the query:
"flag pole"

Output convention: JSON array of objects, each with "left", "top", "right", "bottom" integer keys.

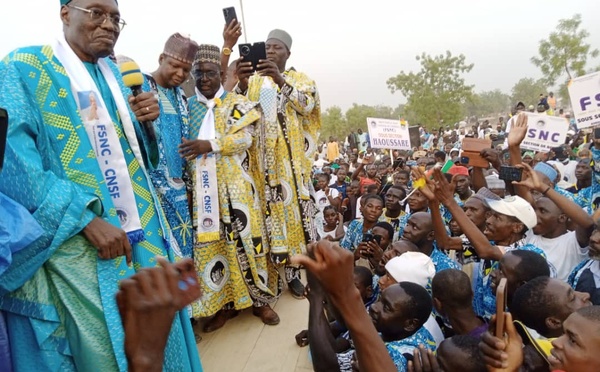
[{"left": 239, "top": 0, "right": 248, "bottom": 43}]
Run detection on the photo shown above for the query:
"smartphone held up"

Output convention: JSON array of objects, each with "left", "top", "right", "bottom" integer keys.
[
  {"left": 222, "top": 7, "right": 237, "bottom": 25},
  {"left": 238, "top": 42, "right": 267, "bottom": 72}
]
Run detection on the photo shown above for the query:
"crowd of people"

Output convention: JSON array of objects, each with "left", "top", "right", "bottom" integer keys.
[
  {"left": 297, "top": 103, "right": 600, "bottom": 371},
  {"left": 1, "top": 0, "right": 600, "bottom": 372}
]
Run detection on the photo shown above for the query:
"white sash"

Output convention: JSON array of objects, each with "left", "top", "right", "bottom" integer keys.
[
  {"left": 53, "top": 35, "right": 145, "bottom": 244},
  {"left": 194, "top": 86, "right": 224, "bottom": 243}
]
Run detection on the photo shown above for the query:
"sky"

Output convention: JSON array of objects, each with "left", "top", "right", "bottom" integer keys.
[{"left": 2, "top": 0, "right": 599, "bottom": 112}]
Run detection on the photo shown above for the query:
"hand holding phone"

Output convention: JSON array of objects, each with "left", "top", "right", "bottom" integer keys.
[{"left": 238, "top": 42, "right": 267, "bottom": 72}]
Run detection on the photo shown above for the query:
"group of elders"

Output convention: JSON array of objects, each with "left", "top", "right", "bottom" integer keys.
[{"left": 0, "top": 0, "right": 321, "bottom": 370}]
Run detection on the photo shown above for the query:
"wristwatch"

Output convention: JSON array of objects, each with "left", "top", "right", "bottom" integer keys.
[{"left": 222, "top": 47, "right": 232, "bottom": 56}]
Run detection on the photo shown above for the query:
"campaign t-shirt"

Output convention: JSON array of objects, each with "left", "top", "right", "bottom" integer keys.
[
  {"left": 525, "top": 230, "right": 589, "bottom": 282},
  {"left": 315, "top": 188, "right": 340, "bottom": 213}
]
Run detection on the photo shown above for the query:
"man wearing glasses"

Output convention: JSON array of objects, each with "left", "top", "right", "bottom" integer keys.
[
  {"left": 0, "top": 0, "right": 202, "bottom": 371},
  {"left": 180, "top": 44, "right": 281, "bottom": 332}
]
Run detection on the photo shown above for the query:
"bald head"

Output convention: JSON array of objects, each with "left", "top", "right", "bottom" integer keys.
[{"left": 411, "top": 212, "right": 433, "bottom": 230}]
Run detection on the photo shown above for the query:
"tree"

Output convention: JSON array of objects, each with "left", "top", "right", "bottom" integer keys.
[
  {"left": 510, "top": 78, "right": 547, "bottom": 107},
  {"left": 344, "top": 104, "right": 398, "bottom": 132},
  {"left": 464, "top": 89, "right": 511, "bottom": 118},
  {"left": 531, "top": 14, "right": 599, "bottom": 106},
  {"left": 531, "top": 14, "right": 599, "bottom": 85},
  {"left": 320, "top": 106, "right": 347, "bottom": 140},
  {"left": 387, "top": 51, "right": 474, "bottom": 128}
]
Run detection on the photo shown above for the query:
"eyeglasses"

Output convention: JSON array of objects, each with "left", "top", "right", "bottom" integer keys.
[
  {"left": 68, "top": 5, "right": 127, "bottom": 31},
  {"left": 193, "top": 70, "right": 219, "bottom": 80}
]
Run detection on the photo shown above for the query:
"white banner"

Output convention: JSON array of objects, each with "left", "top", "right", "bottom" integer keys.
[
  {"left": 366, "top": 117, "right": 411, "bottom": 150},
  {"left": 568, "top": 71, "right": 600, "bottom": 129},
  {"left": 520, "top": 112, "right": 569, "bottom": 152}
]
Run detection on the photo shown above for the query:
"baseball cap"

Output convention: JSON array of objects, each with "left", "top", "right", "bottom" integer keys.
[
  {"left": 485, "top": 195, "right": 537, "bottom": 229},
  {"left": 385, "top": 252, "right": 435, "bottom": 288},
  {"left": 513, "top": 320, "right": 554, "bottom": 364}
]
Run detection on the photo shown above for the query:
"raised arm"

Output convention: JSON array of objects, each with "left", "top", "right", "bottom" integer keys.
[
  {"left": 351, "top": 161, "right": 365, "bottom": 181},
  {"left": 514, "top": 163, "right": 594, "bottom": 247},
  {"left": 221, "top": 19, "right": 242, "bottom": 82},
  {"left": 410, "top": 168, "right": 463, "bottom": 250},
  {"left": 430, "top": 169, "right": 503, "bottom": 261},
  {"left": 305, "top": 270, "right": 342, "bottom": 372},
  {"left": 506, "top": 114, "right": 533, "bottom": 204},
  {"left": 292, "top": 241, "right": 397, "bottom": 372}
]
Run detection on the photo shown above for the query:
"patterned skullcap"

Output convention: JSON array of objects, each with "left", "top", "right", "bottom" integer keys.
[
  {"left": 163, "top": 33, "right": 199, "bottom": 65},
  {"left": 267, "top": 29, "right": 292, "bottom": 50},
  {"left": 534, "top": 162, "right": 558, "bottom": 183},
  {"left": 193, "top": 44, "right": 221, "bottom": 67},
  {"left": 470, "top": 186, "right": 501, "bottom": 203}
]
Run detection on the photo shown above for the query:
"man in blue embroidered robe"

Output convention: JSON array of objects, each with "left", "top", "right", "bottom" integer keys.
[
  {"left": 0, "top": 0, "right": 202, "bottom": 370},
  {"left": 137, "top": 33, "right": 198, "bottom": 259}
]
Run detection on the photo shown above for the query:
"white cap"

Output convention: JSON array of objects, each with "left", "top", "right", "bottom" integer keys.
[
  {"left": 486, "top": 195, "right": 537, "bottom": 229},
  {"left": 385, "top": 252, "right": 436, "bottom": 288}
]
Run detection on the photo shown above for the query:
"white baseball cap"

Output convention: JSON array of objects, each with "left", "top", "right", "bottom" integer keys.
[
  {"left": 385, "top": 252, "right": 436, "bottom": 288},
  {"left": 486, "top": 195, "right": 537, "bottom": 229}
]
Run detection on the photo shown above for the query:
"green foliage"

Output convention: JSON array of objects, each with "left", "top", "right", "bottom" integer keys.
[
  {"left": 320, "top": 106, "right": 347, "bottom": 140},
  {"left": 531, "top": 14, "right": 599, "bottom": 85},
  {"left": 510, "top": 78, "right": 547, "bottom": 107},
  {"left": 320, "top": 104, "right": 406, "bottom": 141},
  {"left": 345, "top": 104, "right": 399, "bottom": 130},
  {"left": 464, "top": 89, "right": 511, "bottom": 118},
  {"left": 386, "top": 51, "right": 474, "bottom": 128},
  {"left": 531, "top": 14, "right": 599, "bottom": 107}
]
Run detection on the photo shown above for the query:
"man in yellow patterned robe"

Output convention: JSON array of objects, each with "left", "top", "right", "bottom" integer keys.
[
  {"left": 235, "top": 29, "right": 321, "bottom": 298},
  {"left": 180, "top": 45, "right": 281, "bottom": 333}
]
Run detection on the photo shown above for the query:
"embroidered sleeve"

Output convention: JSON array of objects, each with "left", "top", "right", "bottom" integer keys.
[
  {"left": 280, "top": 76, "right": 317, "bottom": 116},
  {"left": 211, "top": 104, "right": 259, "bottom": 156}
]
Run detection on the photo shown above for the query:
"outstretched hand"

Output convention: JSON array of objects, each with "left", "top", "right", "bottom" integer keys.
[
  {"left": 480, "top": 148, "right": 502, "bottom": 169},
  {"left": 223, "top": 19, "right": 242, "bottom": 49},
  {"left": 507, "top": 114, "right": 528, "bottom": 148},
  {"left": 291, "top": 240, "right": 357, "bottom": 304},
  {"left": 410, "top": 167, "right": 437, "bottom": 202},
  {"left": 512, "top": 163, "right": 546, "bottom": 193},
  {"left": 116, "top": 257, "right": 201, "bottom": 370},
  {"left": 431, "top": 168, "right": 457, "bottom": 205}
]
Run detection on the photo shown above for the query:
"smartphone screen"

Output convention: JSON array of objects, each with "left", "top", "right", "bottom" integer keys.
[
  {"left": 252, "top": 42, "right": 267, "bottom": 68},
  {"left": 499, "top": 165, "right": 523, "bottom": 182}
]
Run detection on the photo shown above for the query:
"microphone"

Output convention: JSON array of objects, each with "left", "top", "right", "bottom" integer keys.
[{"left": 120, "top": 61, "right": 156, "bottom": 142}]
